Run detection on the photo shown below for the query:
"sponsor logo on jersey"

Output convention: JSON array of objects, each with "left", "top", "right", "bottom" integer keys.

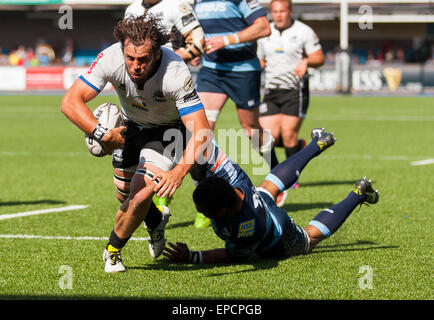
[
  {"left": 182, "top": 90, "right": 198, "bottom": 103},
  {"left": 246, "top": 0, "right": 260, "bottom": 10},
  {"left": 237, "top": 219, "right": 255, "bottom": 238},
  {"left": 182, "top": 12, "right": 196, "bottom": 26},
  {"left": 87, "top": 53, "right": 103, "bottom": 74},
  {"left": 132, "top": 95, "right": 148, "bottom": 111},
  {"left": 195, "top": 2, "right": 226, "bottom": 14},
  {"left": 153, "top": 90, "right": 167, "bottom": 102}
]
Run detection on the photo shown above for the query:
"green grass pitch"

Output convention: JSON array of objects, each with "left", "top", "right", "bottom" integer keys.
[{"left": 0, "top": 94, "right": 432, "bottom": 301}]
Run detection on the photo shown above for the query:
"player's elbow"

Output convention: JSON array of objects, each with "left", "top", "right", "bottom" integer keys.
[
  {"left": 262, "top": 23, "right": 271, "bottom": 38},
  {"left": 317, "top": 50, "right": 325, "bottom": 68},
  {"left": 60, "top": 91, "right": 72, "bottom": 116}
]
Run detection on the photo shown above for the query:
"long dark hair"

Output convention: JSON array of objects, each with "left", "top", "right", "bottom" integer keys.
[{"left": 113, "top": 14, "right": 170, "bottom": 49}]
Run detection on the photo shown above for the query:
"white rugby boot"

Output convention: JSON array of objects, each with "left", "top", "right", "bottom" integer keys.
[{"left": 146, "top": 205, "right": 171, "bottom": 258}]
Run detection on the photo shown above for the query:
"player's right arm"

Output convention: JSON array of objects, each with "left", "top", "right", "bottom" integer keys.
[{"left": 60, "top": 79, "right": 125, "bottom": 151}]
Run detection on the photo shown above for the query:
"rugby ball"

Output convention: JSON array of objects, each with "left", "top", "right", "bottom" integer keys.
[{"left": 85, "top": 103, "right": 123, "bottom": 157}]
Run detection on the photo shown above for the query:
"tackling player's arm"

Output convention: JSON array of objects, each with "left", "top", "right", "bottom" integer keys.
[
  {"left": 60, "top": 79, "right": 125, "bottom": 151},
  {"left": 162, "top": 242, "right": 248, "bottom": 264},
  {"left": 205, "top": 16, "right": 271, "bottom": 54}
]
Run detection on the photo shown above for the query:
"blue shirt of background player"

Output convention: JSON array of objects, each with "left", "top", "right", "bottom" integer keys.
[
  {"left": 194, "top": 0, "right": 266, "bottom": 72},
  {"left": 203, "top": 144, "right": 291, "bottom": 260}
]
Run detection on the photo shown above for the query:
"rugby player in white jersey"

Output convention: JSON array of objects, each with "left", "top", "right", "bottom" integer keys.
[
  {"left": 124, "top": 0, "right": 205, "bottom": 208},
  {"left": 256, "top": 0, "right": 324, "bottom": 202},
  {"left": 61, "top": 15, "right": 212, "bottom": 273}
]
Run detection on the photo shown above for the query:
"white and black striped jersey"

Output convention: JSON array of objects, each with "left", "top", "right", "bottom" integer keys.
[{"left": 257, "top": 20, "right": 322, "bottom": 90}]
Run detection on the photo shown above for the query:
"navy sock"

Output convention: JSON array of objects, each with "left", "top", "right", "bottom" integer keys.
[
  {"left": 308, "top": 191, "right": 366, "bottom": 237},
  {"left": 265, "top": 140, "right": 321, "bottom": 191}
]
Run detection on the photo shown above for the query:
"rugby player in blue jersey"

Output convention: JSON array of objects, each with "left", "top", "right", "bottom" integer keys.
[
  {"left": 191, "top": 0, "right": 280, "bottom": 227},
  {"left": 162, "top": 128, "right": 379, "bottom": 263}
]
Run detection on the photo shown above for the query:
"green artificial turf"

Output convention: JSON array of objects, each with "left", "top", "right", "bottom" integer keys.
[{"left": 0, "top": 94, "right": 432, "bottom": 301}]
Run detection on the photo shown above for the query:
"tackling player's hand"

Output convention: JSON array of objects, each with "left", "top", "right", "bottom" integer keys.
[
  {"left": 152, "top": 166, "right": 184, "bottom": 198},
  {"left": 162, "top": 242, "right": 190, "bottom": 263},
  {"left": 102, "top": 126, "right": 126, "bottom": 153}
]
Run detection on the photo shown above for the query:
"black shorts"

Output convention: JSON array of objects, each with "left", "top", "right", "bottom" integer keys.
[
  {"left": 259, "top": 79, "right": 310, "bottom": 118},
  {"left": 112, "top": 120, "right": 187, "bottom": 171}
]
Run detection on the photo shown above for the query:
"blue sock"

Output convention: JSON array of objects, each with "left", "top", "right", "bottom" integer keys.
[
  {"left": 264, "top": 140, "right": 321, "bottom": 192},
  {"left": 308, "top": 191, "right": 366, "bottom": 237}
]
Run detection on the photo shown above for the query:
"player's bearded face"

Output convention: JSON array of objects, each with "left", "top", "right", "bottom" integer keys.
[{"left": 123, "top": 39, "right": 161, "bottom": 83}]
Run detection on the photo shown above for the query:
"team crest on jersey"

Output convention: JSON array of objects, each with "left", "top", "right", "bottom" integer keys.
[
  {"left": 179, "top": 3, "right": 190, "bottom": 13},
  {"left": 237, "top": 219, "right": 255, "bottom": 238}
]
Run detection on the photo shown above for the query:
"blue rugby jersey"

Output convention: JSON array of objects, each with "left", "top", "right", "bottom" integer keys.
[
  {"left": 202, "top": 142, "right": 290, "bottom": 259},
  {"left": 194, "top": 0, "right": 266, "bottom": 72}
]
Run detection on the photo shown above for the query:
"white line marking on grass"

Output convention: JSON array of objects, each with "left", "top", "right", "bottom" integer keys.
[
  {"left": 0, "top": 234, "right": 149, "bottom": 241},
  {"left": 0, "top": 205, "right": 88, "bottom": 221},
  {"left": 411, "top": 159, "right": 434, "bottom": 166}
]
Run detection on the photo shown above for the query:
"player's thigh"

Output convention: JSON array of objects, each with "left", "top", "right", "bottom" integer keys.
[
  {"left": 280, "top": 115, "right": 304, "bottom": 146},
  {"left": 236, "top": 106, "right": 261, "bottom": 134},
  {"left": 259, "top": 114, "right": 282, "bottom": 141},
  {"left": 196, "top": 67, "right": 227, "bottom": 128}
]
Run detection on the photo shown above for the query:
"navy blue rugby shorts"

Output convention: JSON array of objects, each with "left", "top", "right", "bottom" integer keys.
[
  {"left": 256, "top": 189, "right": 310, "bottom": 259},
  {"left": 196, "top": 67, "right": 261, "bottom": 109}
]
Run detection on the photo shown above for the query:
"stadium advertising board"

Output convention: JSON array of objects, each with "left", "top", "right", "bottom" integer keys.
[
  {"left": 26, "top": 67, "right": 64, "bottom": 89},
  {"left": 0, "top": 65, "right": 432, "bottom": 93},
  {"left": 308, "top": 64, "right": 433, "bottom": 94}
]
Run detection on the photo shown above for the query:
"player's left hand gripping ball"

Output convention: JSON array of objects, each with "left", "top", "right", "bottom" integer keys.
[{"left": 85, "top": 102, "right": 123, "bottom": 157}]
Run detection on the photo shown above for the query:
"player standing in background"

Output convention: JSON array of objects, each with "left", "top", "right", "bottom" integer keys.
[
  {"left": 121, "top": 0, "right": 206, "bottom": 207},
  {"left": 61, "top": 15, "right": 212, "bottom": 273},
  {"left": 191, "top": 0, "right": 280, "bottom": 227},
  {"left": 257, "top": 0, "right": 324, "bottom": 201}
]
